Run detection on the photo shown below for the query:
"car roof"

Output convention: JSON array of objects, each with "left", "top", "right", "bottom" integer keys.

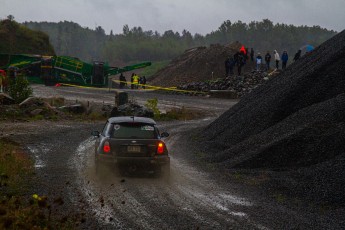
[{"left": 108, "top": 116, "right": 156, "bottom": 125}]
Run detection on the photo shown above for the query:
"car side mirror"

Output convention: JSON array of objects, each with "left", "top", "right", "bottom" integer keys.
[
  {"left": 91, "top": 131, "right": 100, "bottom": 137},
  {"left": 161, "top": 132, "right": 169, "bottom": 138}
]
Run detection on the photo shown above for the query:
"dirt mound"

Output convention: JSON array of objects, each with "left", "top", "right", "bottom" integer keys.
[
  {"left": 200, "top": 30, "right": 345, "bottom": 205},
  {"left": 149, "top": 42, "right": 255, "bottom": 87}
]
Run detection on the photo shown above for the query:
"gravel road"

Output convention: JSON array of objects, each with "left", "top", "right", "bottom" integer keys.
[{"left": 2, "top": 85, "right": 331, "bottom": 229}]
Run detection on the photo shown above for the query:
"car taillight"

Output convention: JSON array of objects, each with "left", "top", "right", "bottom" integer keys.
[
  {"left": 103, "top": 141, "right": 110, "bottom": 153},
  {"left": 157, "top": 142, "right": 164, "bottom": 154}
]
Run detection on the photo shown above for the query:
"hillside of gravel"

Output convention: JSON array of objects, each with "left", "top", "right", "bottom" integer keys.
[
  {"left": 149, "top": 42, "right": 255, "bottom": 87},
  {"left": 200, "top": 30, "right": 345, "bottom": 206}
]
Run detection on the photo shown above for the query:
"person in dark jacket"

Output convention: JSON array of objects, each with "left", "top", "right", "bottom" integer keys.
[
  {"left": 281, "top": 51, "right": 289, "bottom": 70},
  {"left": 130, "top": 73, "right": 134, "bottom": 89},
  {"left": 293, "top": 49, "right": 302, "bottom": 61},
  {"left": 119, "top": 73, "right": 127, "bottom": 89},
  {"left": 225, "top": 57, "right": 235, "bottom": 77},
  {"left": 142, "top": 76, "right": 147, "bottom": 89},
  {"left": 250, "top": 48, "right": 254, "bottom": 61},
  {"left": 264, "top": 51, "right": 271, "bottom": 71},
  {"left": 225, "top": 58, "right": 231, "bottom": 77},
  {"left": 236, "top": 51, "right": 246, "bottom": 76}
]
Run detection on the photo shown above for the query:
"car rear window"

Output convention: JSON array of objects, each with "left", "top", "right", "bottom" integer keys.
[{"left": 111, "top": 123, "right": 156, "bottom": 139}]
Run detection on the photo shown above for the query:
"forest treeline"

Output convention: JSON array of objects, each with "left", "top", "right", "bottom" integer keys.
[
  {"left": 21, "top": 18, "right": 337, "bottom": 65},
  {"left": 0, "top": 16, "right": 55, "bottom": 56}
]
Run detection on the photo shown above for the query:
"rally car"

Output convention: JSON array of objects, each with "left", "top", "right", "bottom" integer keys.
[{"left": 92, "top": 116, "right": 170, "bottom": 179}]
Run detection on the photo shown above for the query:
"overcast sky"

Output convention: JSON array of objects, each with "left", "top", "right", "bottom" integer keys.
[{"left": 1, "top": 0, "right": 344, "bottom": 35}]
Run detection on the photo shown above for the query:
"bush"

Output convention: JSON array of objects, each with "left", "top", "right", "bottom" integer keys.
[
  {"left": 8, "top": 74, "right": 33, "bottom": 104},
  {"left": 145, "top": 98, "right": 161, "bottom": 119}
]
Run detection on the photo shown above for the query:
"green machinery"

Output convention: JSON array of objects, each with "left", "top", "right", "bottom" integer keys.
[{"left": 0, "top": 53, "right": 151, "bottom": 86}]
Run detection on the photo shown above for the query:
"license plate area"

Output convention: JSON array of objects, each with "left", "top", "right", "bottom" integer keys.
[{"left": 127, "top": 145, "right": 141, "bottom": 152}]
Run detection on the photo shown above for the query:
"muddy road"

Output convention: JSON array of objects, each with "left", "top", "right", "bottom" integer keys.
[{"left": 3, "top": 85, "right": 318, "bottom": 229}]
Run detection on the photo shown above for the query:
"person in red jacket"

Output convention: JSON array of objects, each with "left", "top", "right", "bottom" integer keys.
[{"left": 0, "top": 69, "right": 6, "bottom": 93}]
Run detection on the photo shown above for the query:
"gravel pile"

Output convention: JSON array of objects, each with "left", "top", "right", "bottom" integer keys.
[
  {"left": 177, "top": 71, "right": 270, "bottom": 97},
  {"left": 200, "top": 30, "right": 345, "bottom": 206},
  {"left": 149, "top": 42, "right": 255, "bottom": 87}
]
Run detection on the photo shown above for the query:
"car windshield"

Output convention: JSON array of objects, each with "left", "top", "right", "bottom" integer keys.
[{"left": 111, "top": 122, "right": 156, "bottom": 139}]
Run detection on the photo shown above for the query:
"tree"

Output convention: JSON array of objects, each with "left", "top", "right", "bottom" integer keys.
[{"left": 7, "top": 15, "right": 14, "bottom": 21}]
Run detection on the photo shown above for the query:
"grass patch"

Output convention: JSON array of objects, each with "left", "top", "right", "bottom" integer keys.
[
  {"left": 273, "top": 193, "right": 287, "bottom": 203},
  {"left": 0, "top": 139, "right": 34, "bottom": 195},
  {"left": 159, "top": 107, "right": 205, "bottom": 121},
  {"left": 0, "top": 139, "right": 78, "bottom": 229}
]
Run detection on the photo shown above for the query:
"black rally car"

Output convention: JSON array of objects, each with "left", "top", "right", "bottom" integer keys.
[{"left": 92, "top": 116, "right": 170, "bottom": 178}]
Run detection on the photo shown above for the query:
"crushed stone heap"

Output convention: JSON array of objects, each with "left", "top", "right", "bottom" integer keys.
[{"left": 200, "top": 30, "right": 345, "bottom": 205}]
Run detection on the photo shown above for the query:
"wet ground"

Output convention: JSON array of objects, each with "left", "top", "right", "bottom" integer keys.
[{"left": 1, "top": 85, "right": 338, "bottom": 229}]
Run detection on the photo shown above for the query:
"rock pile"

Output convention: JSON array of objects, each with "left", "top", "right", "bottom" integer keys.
[
  {"left": 200, "top": 30, "right": 345, "bottom": 206},
  {"left": 110, "top": 102, "right": 154, "bottom": 118},
  {"left": 177, "top": 71, "right": 270, "bottom": 98},
  {"left": 149, "top": 42, "right": 255, "bottom": 87}
]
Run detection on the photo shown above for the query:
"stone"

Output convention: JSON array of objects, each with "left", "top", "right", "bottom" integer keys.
[{"left": 0, "top": 93, "right": 15, "bottom": 105}]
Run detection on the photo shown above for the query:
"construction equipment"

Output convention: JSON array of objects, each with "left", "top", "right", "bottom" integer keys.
[{"left": 0, "top": 53, "right": 151, "bottom": 87}]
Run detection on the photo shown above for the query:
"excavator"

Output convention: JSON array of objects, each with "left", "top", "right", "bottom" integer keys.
[{"left": 0, "top": 53, "right": 151, "bottom": 87}]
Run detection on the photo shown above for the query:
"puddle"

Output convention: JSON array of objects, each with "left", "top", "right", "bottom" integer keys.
[{"left": 27, "top": 144, "right": 51, "bottom": 168}]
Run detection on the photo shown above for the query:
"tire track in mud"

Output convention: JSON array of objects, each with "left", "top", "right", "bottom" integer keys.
[{"left": 71, "top": 119, "right": 266, "bottom": 229}]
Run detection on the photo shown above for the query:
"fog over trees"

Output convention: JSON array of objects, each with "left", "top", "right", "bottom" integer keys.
[{"left": 22, "top": 19, "right": 337, "bottom": 65}]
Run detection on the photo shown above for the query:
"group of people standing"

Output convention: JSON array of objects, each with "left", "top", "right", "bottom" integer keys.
[
  {"left": 225, "top": 47, "right": 304, "bottom": 76},
  {"left": 255, "top": 49, "right": 302, "bottom": 71},
  {"left": 225, "top": 46, "right": 248, "bottom": 77},
  {"left": 119, "top": 73, "right": 147, "bottom": 89},
  {"left": 255, "top": 50, "right": 288, "bottom": 71}
]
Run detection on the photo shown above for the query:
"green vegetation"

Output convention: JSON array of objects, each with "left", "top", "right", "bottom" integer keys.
[
  {"left": 0, "top": 139, "right": 33, "bottom": 195},
  {"left": 8, "top": 74, "right": 33, "bottom": 104},
  {"left": 145, "top": 98, "right": 161, "bottom": 119},
  {"left": 23, "top": 19, "right": 336, "bottom": 67},
  {"left": 0, "top": 15, "right": 55, "bottom": 56},
  {"left": 145, "top": 98, "right": 206, "bottom": 120},
  {"left": 0, "top": 139, "right": 76, "bottom": 229}
]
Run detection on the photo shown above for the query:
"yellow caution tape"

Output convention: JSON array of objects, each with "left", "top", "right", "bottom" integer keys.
[
  {"left": 112, "top": 79, "right": 206, "bottom": 94},
  {"left": 58, "top": 80, "right": 206, "bottom": 94},
  {"left": 60, "top": 83, "right": 113, "bottom": 91}
]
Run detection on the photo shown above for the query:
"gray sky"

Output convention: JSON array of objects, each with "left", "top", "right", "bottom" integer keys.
[{"left": 1, "top": 0, "right": 344, "bottom": 35}]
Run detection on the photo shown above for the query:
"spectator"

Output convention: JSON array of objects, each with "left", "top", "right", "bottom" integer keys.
[
  {"left": 229, "top": 56, "right": 235, "bottom": 75},
  {"left": 281, "top": 51, "right": 289, "bottom": 70},
  {"left": 264, "top": 51, "right": 271, "bottom": 71},
  {"left": 132, "top": 74, "right": 140, "bottom": 89},
  {"left": 225, "top": 57, "right": 231, "bottom": 77},
  {"left": 293, "top": 49, "right": 302, "bottom": 61},
  {"left": 142, "top": 76, "right": 147, "bottom": 89},
  {"left": 0, "top": 69, "right": 5, "bottom": 93},
  {"left": 237, "top": 51, "right": 246, "bottom": 76},
  {"left": 250, "top": 48, "right": 254, "bottom": 61},
  {"left": 130, "top": 73, "right": 134, "bottom": 89},
  {"left": 119, "top": 73, "right": 127, "bottom": 89},
  {"left": 256, "top": 53, "right": 263, "bottom": 71},
  {"left": 139, "top": 76, "right": 143, "bottom": 89},
  {"left": 274, "top": 50, "right": 280, "bottom": 69}
]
